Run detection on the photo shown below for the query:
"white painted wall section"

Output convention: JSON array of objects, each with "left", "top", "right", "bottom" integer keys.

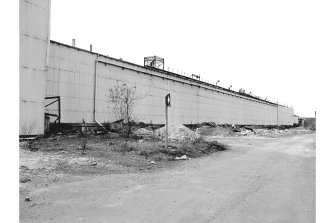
[{"left": 20, "top": 0, "right": 51, "bottom": 134}]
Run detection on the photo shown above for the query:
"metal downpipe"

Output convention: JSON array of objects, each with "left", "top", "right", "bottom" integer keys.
[{"left": 93, "top": 56, "right": 107, "bottom": 131}]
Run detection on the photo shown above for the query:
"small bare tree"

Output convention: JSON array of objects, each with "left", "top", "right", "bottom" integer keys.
[
  {"left": 20, "top": 121, "right": 40, "bottom": 152},
  {"left": 20, "top": 121, "right": 39, "bottom": 136},
  {"left": 107, "top": 83, "right": 143, "bottom": 136}
]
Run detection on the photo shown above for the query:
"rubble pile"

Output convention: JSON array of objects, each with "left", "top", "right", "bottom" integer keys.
[
  {"left": 195, "top": 126, "right": 235, "bottom": 137},
  {"left": 192, "top": 123, "right": 312, "bottom": 138},
  {"left": 238, "top": 126, "right": 312, "bottom": 137},
  {"left": 154, "top": 123, "right": 199, "bottom": 141}
]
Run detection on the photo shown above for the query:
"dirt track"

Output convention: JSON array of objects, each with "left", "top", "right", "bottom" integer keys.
[{"left": 20, "top": 133, "right": 315, "bottom": 223}]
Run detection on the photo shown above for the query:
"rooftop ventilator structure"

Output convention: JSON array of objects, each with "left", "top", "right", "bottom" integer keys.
[{"left": 144, "top": 56, "right": 164, "bottom": 70}]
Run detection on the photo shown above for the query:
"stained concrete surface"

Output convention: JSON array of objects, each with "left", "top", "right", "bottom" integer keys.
[{"left": 20, "top": 134, "right": 315, "bottom": 222}]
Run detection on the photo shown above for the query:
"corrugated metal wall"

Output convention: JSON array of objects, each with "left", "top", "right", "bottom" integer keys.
[
  {"left": 46, "top": 42, "right": 294, "bottom": 125},
  {"left": 20, "top": 0, "right": 51, "bottom": 135}
]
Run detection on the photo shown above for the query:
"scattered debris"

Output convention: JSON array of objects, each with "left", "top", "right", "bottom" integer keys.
[
  {"left": 28, "top": 140, "right": 38, "bottom": 152},
  {"left": 244, "top": 126, "right": 255, "bottom": 132},
  {"left": 175, "top": 155, "right": 188, "bottom": 160},
  {"left": 19, "top": 141, "right": 29, "bottom": 147},
  {"left": 94, "top": 130, "right": 108, "bottom": 136},
  {"left": 28, "top": 203, "right": 37, "bottom": 208},
  {"left": 232, "top": 124, "right": 241, "bottom": 132},
  {"left": 195, "top": 125, "right": 312, "bottom": 138},
  {"left": 20, "top": 165, "right": 29, "bottom": 171},
  {"left": 20, "top": 137, "right": 37, "bottom": 141},
  {"left": 20, "top": 177, "right": 31, "bottom": 183}
]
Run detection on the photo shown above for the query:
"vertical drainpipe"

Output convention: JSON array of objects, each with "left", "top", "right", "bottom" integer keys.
[
  {"left": 93, "top": 56, "right": 98, "bottom": 122},
  {"left": 58, "top": 96, "right": 61, "bottom": 123},
  {"left": 45, "top": 0, "right": 51, "bottom": 69},
  {"left": 93, "top": 56, "right": 107, "bottom": 130},
  {"left": 277, "top": 101, "right": 279, "bottom": 126}
]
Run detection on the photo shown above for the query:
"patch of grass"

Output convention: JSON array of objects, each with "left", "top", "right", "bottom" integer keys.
[{"left": 117, "top": 139, "right": 229, "bottom": 161}]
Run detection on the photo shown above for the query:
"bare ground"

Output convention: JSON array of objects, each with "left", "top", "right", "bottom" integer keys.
[
  {"left": 19, "top": 133, "right": 228, "bottom": 196},
  {"left": 19, "top": 127, "right": 314, "bottom": 222}
]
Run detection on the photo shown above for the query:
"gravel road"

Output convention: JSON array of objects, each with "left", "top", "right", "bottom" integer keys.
[{"left": 20, "top": 133, "right": 315, "bottom": 223}]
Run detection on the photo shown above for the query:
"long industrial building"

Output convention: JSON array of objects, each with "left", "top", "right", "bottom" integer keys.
[{"left": 20, "top": 0, "right": 295, "bottom": 135}]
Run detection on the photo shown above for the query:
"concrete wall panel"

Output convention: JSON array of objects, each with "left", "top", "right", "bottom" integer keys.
[{"left": 20, "top": 0, "right": 51, "bottom": 135}]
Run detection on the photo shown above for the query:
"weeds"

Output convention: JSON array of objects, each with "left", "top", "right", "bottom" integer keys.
[
  {"left": 80, "top": 139, "right": 88, "bottom": 155},
  {"left": 20, "top": 121, "right": 39, "bottom": 136},
  {"left": 118, "top": 139, "right": 229, "bottom": 161}
]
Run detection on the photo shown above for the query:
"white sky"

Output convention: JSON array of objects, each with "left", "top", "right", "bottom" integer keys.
[{"left": 51, "top": 0, "right": 335, "bottom": 117}]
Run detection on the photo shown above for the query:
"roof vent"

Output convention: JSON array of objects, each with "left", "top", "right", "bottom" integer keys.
[{"left": 144, "top": 56, "right": 164, "bottom": 70}]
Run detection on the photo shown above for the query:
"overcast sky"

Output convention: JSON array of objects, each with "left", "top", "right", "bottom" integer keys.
[{"left": 51, "top": 0, "right": 335, "bottom": 117}]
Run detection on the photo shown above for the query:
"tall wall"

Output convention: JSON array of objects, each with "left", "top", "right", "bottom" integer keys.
[
  {"left": 19, "top": 0, "right": 51, "bottom": 134},
  {"left": 46, "top": 41, "right": 295, "bottom": 126}
]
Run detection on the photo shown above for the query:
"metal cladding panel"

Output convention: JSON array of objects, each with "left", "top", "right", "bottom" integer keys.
[
  {"left": 46, "top": 44, "right": 96, "bottom": 123},
  {"left": 47, "top": 42, "right": 295, "bottom": 125},
  {"left": 20, "top": 0, "right": 50, "bottom": 135},
  {"left": 278, "top": 106, "right": 294, "bottom": 125},
  {"left": 294, "top": 116, "right": 299, "bottom": 124}
]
